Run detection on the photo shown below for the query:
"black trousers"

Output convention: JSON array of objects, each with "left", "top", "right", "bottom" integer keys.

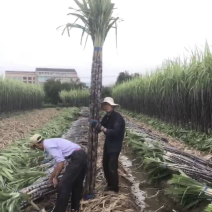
[
  {"left": 103, "top": 147, "right": 120, "bottom": 192},
  {"left": 53, "top": 150, "right": 87, "bottom": 212}
]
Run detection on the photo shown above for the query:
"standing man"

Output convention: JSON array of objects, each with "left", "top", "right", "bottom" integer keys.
[
  {"left": 30, "top": 134, "right": 87, "bottom": 212},
  {"left": 90, "top": 97, "right": 125, "bottom": 193}
]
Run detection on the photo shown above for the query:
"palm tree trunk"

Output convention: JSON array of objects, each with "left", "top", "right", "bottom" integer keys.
[{"left": 85, "top": 47, "right": 102, "bottom": 195}]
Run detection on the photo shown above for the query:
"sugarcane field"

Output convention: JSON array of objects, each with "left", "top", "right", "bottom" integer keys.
[{"left": 1, "top": 0, "right": 212, "bottom": 212}]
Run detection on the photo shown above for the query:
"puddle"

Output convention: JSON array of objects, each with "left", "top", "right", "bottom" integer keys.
[{"left": 119, "top": 155, "right": 145, "bottom": 211}]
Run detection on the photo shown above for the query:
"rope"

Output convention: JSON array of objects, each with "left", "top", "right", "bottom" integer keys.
[
  {"left": 193, "top": 158, "right": 197, "bottom": 166},
  {"left": 203, "top": 186, "right": 208, "bottom": 193}
]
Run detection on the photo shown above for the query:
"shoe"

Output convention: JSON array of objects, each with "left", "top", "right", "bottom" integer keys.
[{"left": 104, "top": 185, "right": 112, "bottom": 191}]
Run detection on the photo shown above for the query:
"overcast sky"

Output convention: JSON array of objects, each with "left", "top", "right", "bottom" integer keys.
[{"left": 0, "top": 0, "right": 212, "bottom": 85}]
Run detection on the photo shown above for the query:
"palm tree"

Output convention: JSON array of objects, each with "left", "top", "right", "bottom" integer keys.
[{"left": 58, "top": 0, "right": 122, "bottom": 195}]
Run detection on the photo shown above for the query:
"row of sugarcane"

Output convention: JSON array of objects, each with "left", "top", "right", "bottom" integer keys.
[
  {"left": 0, "top": 77, "right": 44, "bottom": 113},
  {"left": 125, "top": 121, "right": 212, "bottom": 211},
  {"left": 112, "top": 42, "right": 212, "bottom": 134},
  {"left": 59, "top": 89, "right": 89, "bottom": 107},
  {"left": 0, "top": 108, "right": 79, "bottom": 212}
]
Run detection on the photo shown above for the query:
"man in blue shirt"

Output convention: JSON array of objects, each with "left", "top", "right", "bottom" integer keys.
[
  {"left": 90, "top": 97, "right": 125, "bottom": 193},
  {"left": 30, "top": 135, "right": 87, "bottom": 212}
]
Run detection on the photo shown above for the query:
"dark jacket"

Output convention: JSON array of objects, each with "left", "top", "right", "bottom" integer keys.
[{"left": 101, "top": 111, "right": 125, "bottom": 153}]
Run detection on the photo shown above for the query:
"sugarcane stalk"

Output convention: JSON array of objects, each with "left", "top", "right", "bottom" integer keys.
[{"left": 85, "top": 47, "right": 102, "bottom": 196}]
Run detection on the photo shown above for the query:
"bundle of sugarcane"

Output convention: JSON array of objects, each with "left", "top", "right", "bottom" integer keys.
[
  {"left": 164, "top": 145, "right": 212, "bottom": 167},
  {"left": 164, "top": 151, "right": 211, "bottom": 171},
  {"left": 126, "top": 128, "right": 212, "bottom": 184},
  {"left": 127, "top": 121, "right": 212, "bottom": 168},
  {"left": 0, "top": 157, "right": 67, "bottom": 212},
  {"left": 142, "top": 157, "right": 173, "bottom": 184},
  {"left": 143, "top": 156, "right": 212, "bottom": 186},
  {"left": 166, "top": 173, "right": 212, "bottom": 209},
  {"left": 128, "top": 139, "right": 165, "bottom": 160},
  {"left": 126, "top": 126, "right": 162, "bottom": 142},
  {"left": 204, "top": 203, "right": 212, "bottom": 212}
]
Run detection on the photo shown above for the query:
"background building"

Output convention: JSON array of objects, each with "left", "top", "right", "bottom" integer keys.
[
  {"left": 36, "top": 68, "right": 78, "bottom": 85},
  {"left": 5, "top": 71, "right": 37, "bottom": 84},
  {"left": 5, "top": 68, "right": 78, "bottom": 85}
]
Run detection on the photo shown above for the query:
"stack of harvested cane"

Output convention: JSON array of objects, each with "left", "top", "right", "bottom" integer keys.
[
  {"left": 126, "top": 123, "right": 212, "bottom": 185},
  {"left": 126, "top": 121, "right": 212, "bottom": 210}
]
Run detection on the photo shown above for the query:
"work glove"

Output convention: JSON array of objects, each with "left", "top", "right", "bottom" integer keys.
[{"left": 89, "top": 119, "right": 102, "bottom": 131}]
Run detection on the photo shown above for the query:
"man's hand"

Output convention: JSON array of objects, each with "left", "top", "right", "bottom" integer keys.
[
  {"left": 91, "top": 121, "right": 98, "bottom": 128},
  {"left": 49, "top": 168, "right": 56, "bottom": 183},
  {"left": 89, "top": 119, "right": 106, "bottom": 132},
  {"left": 53, "top": 177, "right": 59, "bottom": 187},
  {"left": 89, "top": 120, "right": 100, "bottom": 129}
]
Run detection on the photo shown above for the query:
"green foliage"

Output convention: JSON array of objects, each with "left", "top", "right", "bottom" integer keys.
[
  {"left": 166, "top": 173, "right": 212, "bottom": 209},
  {"left": 101, "top": 86, "right": 112, "bottom": 98},
  {"left": 43, "top": 79, "right": 87, "bottom": 104},
  {"left": 0, "top": 108, "right": 79, "bottom": 211},
  {"left": 59, "top": 89, "right": 89, "bottom": 107},
  {"left": 0, "top": 77, "right": 44, "bottom": 113},
  {"left": 116, "top": 71, "right": 140, "bottom": 85},
  {"left": 125, "top": 130, "right": 172, "bottom": 184},
  {"left": 204, "top": 204, "right": 212, "bottom": 212},
  {"left": 113, "top": 42, "right": 212, "bottom": 134},
  {"left": 0, "top": 192, "right": 28, "bottom": 212}
]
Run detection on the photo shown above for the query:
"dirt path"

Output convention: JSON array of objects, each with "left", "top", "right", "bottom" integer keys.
[
  {"left": 0, "top": 108, "right": 64, "bottom": 150},
  {"left": 123, "top": 113, "right": 212, "bottom": 161}
]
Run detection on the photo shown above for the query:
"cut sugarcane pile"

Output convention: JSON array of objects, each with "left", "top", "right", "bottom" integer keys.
[
  {"left": 125, "top": 120, "right": 212, "bottom": 209},
  {"left": 166, "top": 173, "right": 212, "bottom": 209},
  {"left": 16, "top": 108, "right": 140, "bottom": 212},
  {"left": 126, "top": 121, "right": 212, "bottom": 185}
]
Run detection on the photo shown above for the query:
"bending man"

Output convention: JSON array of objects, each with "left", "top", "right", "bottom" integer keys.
[
  {"left": 30, "top": 134, "right": 87, "bottom": 212},
  {"left": 90, "top": 97, "right": 125, "bottom": 193}
]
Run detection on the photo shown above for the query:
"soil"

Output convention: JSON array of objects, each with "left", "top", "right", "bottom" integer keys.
[{"left": 0, "top": 108, "right": 64, "bottom": 150}]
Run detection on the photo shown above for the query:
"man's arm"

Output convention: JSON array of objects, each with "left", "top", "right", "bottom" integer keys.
[
  {"left": 47, "top": 147, "right": 65, "bottom": 180},
  {"left": 103, "top": 115, "right": 123, "bottom": 136},
  {"left": 98, "top": 115, "right": 107, "bottom": 133},
  {"left": 54, "top": 161, "right": 64, "bottom": 178},
  {"left": 50, "top": 167, "right": 56, "bottom": 182}
]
